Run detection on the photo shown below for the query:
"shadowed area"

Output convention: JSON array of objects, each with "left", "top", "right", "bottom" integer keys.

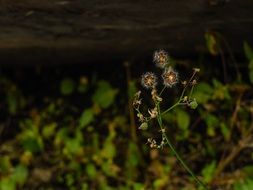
[{"left": 0, "top": 0, "right": 253, "bottom": 64}]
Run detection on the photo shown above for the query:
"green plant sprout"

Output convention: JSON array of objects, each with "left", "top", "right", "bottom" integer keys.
[{"left": 133, "top": 50, "right": 208, "bottom": 189}]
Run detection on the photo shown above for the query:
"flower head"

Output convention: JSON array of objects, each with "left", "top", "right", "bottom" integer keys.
[
  {"left": 153, "top": 50, "right": 169, "bottom": 68},
  {"left": 141, "top": 72, "right": 157, "bottom": 89},
  {"left": 162, "top": 67, "right": 178, "bottom": 87}
]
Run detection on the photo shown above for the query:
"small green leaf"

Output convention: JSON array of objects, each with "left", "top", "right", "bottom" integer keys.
[
  {"left": 234, "top": 178, "right": 253, "bottom": 190},
  {"left": 191, "top": 82, "right": 213, "bottom": 104},
  {"left": 65, "top": 138, "right": 82, "bottom": 154},
  {"left": 12, "top": 164, "right": 28, "bottom": 186},
  {"left": 176, "top": 109, "right": 190, "bottom": 130},
  {"left": 79, "top": 108, "right": 94, "bottom": 128},
  {"left": 21, "top": 137, "right": 43, "bottom": 153},
  {"left": 220, "top": 122, "right": 230, "bottom": 141},
  {"left": 85, "top": 163, "right": 97, "bottom": 179},
  {"left": 0, "top": 178, "right": 15, "bottom": 190},
  {"left": 42, "top": 123, "right": 57, "bottom": 139},
  {"left": 205, "top": 114, "right": 219, "bottom": 137},
  {"left": 138, "top": 122, "right": 148, "bottom": 130},
  {"left": 0, "top": 156, "right": 12, "bottom": 173},
  {"left": 249, "top": 60, "right": 253, "bottom": 84},
  {"left": 60, "top": 78, "right": 75, "bottom": 95},
  {"left": 92, "top": 81, "right": 118, "bottom": 109},
  {"left": 244, "top": 42, "right": 253, "bottom": 60},
  {"left": 205, "top": 32, "right": 219, "bottom": 56},
  {"left": 128, "top": 80, "right": 138, "bottom": 98},
  {"left": 201, "top": 161, "right": 216, "bottom": 183},
  {"left": 133, "top": 183, "right": 144, "bottom": 190}
]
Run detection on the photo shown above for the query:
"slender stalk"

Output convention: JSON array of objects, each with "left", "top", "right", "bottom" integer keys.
[
  {"left": 161, "top": 102, "right": 180, "bottom": 116},
  {"left": 156, "top": 103, "right": 208, "bottom": 189}
]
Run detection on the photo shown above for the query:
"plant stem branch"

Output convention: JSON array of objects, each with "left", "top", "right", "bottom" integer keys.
[{"left": 156, "top": 103, "right": 208, "bottom": 189}]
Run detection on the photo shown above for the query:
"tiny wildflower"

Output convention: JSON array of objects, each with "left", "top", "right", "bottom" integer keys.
[
  {"left": 141, "top": 72, "right": 157, "bottom": 89},
  {"left": 153, "top": 50, "right": 169, "bottom": 68},
  {"left": 151, "top": 88, "right": 162, "bottom": 102},
  {"left": 162, "top": 67, "right": 179, "bottom": 87},
  {"left": 148, "top": 107, "right": 158, "bottom": 118}
]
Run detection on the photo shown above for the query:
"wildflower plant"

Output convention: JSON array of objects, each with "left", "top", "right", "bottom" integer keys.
[{"left": 133, "top": 50, "right": 208, "bottom": 189}]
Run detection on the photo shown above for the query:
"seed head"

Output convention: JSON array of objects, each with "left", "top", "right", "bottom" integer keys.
[
  {"left": 141, "top": 72, "right": 157, "bottom": 89},
  {"left": 153, "top": 50, "right": 169, "bottom": 68},
  {"left": 162, "top": 67, "right": 179, "bottom": 87}
]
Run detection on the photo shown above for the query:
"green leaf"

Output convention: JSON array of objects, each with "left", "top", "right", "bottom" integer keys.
[
  {"left": 205, "top": 114, "right": 219, "bottom": 137},
  {"left": 92, "top": 81, "right": 118, "bottom": 109},
  {"left": 191, "top": 82, "right": 213, "bottom": 104},
  {"left": 249, "top": 60, "right": 253, "bottom": 84},
  {"left": 85, "top": 163, "right": 97, "bottom": 179},
  {"left": 205, "top": 32, "right": 219, "bottom": 56},
  {"left": 128, "top": 80, "right": 138, "bottom": 98},
  {"left": 201, "top": 160, "right": 216, "bottom": 183},
  {"left": 176, "top": 109, "right": 190, "bottom": 130},
  {"left": 42, "top": 123, "right": 57, "bottom": 139},
  {"left": 212, "top": 79, "right": 231, "bottom": 100},
  {"left": 0, "top": 178, "right": 15, "bottom": 190},
  {"left": 79, "top": 108, "right": 94, "bottom": 128},
  {"left": 101, "top": 140, "right": 116, "bottom": 159},
  {"left": 234, "top": 178, "right": 253, "bottom": 190},
  {"left": 12, "top": 164, "right": 28, "bottom": 186},
  {"left": 220, "top": 122, "right": 230, "bottom": 141},
  {"left": 244, "top": 42, "right": 253, "bottom": 60},
  {"left": 133, "top": 183, "right": 144, "bottom": 190},
  {"left": 21, "top": 136, "right": 43, "bottom": 153},
  {"left": 0, "top": 156, "right": 12, "bottom": 173},
  {"left": 60, "top": 78, "right": 75, "bottom": 95}
]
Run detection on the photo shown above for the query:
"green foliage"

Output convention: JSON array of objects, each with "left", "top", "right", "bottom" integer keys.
[
  {"left": 79, "top": 108, "right": 94, "bottom": 128},
  {"left": 60, "top": 78, "right": 75, "bottom": 95},
  {"left": 201, "top": 161, "right": 216, "bottom": 183},
  {"left": 234, "top": 178, "right": 253, "bottom": 190},
  {"left": 92, "top": 80, "right": 118, "bottom": 109},
  {"left": 205, "top": 32, "right": 219, "bottom": 56},
  {"left": 1, "top": 41, "right": 253, "bottom": 190},
  {"left": 244, "top": 42, "right": 253, "bottom": 84},
  {"left": 191, "top": 82, "right": 213, "bottom": 104}
]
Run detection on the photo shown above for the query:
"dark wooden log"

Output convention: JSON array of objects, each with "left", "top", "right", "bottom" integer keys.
[{"left": 0, "top": 0, "right": 252, "bottom": 64}]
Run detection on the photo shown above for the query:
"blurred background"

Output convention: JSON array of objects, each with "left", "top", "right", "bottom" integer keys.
[{"left": 0, "top": 0, "right": 253, "bottom": 190}]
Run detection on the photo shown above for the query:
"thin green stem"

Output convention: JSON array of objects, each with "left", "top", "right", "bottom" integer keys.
[
  {"left": 156, "top": 103, "right": 208, "bottom": 190},
  {"left": 161, "top": 102, "right": 180, "bottom": 116}
]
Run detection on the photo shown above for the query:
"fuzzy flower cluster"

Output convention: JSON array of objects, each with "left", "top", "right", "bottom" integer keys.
[{"left": 141, "top": 50, "right": 178, "bottom": 90}]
